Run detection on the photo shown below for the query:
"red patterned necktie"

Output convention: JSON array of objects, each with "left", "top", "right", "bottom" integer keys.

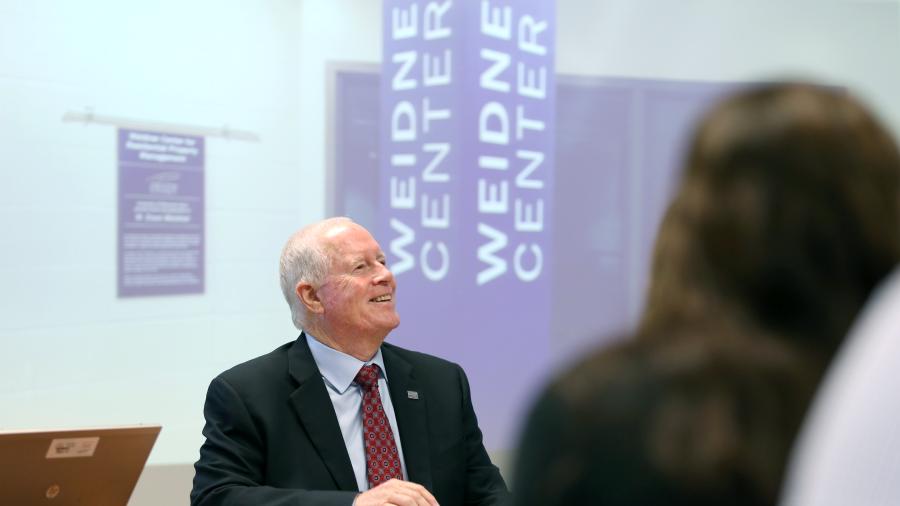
[{"left": 355, "top": 364, "right": 402, "bottom": 488}]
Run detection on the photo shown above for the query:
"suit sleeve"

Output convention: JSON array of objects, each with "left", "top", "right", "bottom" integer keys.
[
  {"left": 456, "top": 364, "right": 511, "bottom": 506},
  {"left": 190, "top": 376, "right": 358, "bottom": 506}
]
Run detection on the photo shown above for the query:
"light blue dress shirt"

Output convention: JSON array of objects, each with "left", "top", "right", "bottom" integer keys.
[{"left": 305, "top": 334, "right": 408, "bottom": 491}]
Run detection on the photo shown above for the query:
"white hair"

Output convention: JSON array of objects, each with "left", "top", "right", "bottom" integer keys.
[{"left": 279, "top": 217, "right": 354, "bottom": 330}]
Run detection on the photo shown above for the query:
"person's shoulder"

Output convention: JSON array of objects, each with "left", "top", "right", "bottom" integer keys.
[
  {"left": 382, "top": 341, "right": 460, "bottom": 371},
  {"left": 382, "top": 342, "right": 472, "bottom": 395},
  {"left": 215, "top": 338, "right": 298, "bottom": 386}
]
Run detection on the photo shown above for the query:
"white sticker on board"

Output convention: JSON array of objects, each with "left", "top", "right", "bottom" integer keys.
[{"left": 45, "top": 437, "right": 100, "bottom": 459}]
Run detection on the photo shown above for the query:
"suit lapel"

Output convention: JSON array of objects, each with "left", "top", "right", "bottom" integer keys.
[
  {"left": 383, "top": 345, "right": 434, "bottom": 492},
  {"left": 287, "top": 334, "right": 358, "bottom": 491}
]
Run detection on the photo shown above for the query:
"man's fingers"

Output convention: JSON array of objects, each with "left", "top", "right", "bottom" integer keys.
[
  {"left": 355, "top": 479, "right": 439, "bottom": 506},
  {"left": 380, "top": 484, "right": 432, "bottom": 506},
  {"left": 386, "top": 479, "right": 438, "bottom": 506},
  {"left": 390, "top": 480, "right": 434, "bottom": 496}
]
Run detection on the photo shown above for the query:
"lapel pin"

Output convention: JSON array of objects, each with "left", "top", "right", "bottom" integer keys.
[{"left": 407, "top": 390, "right": 419, "bottom": 400}]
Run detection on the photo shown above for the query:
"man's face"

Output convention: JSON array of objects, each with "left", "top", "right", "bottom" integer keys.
[{"left": 316, "top": 223, "right": 400, "bottom": 341}]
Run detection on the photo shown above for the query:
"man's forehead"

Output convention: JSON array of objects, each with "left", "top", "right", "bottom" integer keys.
[
  {"left": 322, "top": 221, "right": 353, "bottom": 238},
  {"left": 320, "top": 223, "right": 383, "bottom": 255},
  {"left": 322, "top": 222, "right": 363, "bottom": 242}
]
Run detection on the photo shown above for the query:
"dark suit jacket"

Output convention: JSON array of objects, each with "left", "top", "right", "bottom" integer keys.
[{"left": 191, "top": 334, "right": 508, "bottom": 506}]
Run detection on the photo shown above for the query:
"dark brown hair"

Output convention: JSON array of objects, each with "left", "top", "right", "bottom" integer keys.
[{"left": 641, "top": 83, "right": 900, "bottom": 362}]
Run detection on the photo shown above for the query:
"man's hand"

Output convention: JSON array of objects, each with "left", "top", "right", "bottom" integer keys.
[{"left": 353, "top": 479, "right": 439, "bottom": 506}]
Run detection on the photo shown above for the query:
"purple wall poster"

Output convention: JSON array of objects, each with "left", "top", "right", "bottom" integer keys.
[
  {"left": 381, "top": 0, "right": 555, "bottom": 447},
  {"left": 117, "top": 128, "right": 205, "bottom": 297}
]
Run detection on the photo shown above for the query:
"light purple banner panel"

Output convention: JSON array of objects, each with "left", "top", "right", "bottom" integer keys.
[
  {"left": 549, "top": 77, "right": 734, "bottom": 365},
  {"left": 117, "top": 129, "right": 205, "bottom": 297},
  {"left": 380, "top": 0, "right": 555, "bottom": 447}
]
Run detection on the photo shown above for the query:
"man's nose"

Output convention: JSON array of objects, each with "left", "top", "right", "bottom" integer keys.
[{"left": 373, "top": 263, "right": 394, "bottom": 284}]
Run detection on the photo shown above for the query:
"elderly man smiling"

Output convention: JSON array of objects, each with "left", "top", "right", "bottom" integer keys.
[{"left": 191, "top": 217, "right": 508, "bottom": 506}]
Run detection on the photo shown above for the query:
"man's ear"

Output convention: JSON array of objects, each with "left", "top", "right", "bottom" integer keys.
[{"left": 296, "top": 282, "right": 324, "bottom": 314}]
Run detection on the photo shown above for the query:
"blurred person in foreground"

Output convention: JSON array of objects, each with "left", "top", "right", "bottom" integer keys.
[
  {"left": 511, "top": 82, "right": 900, "bottom": 506},
  {"left": 512, "top": 330, "right": 816, "bottom": 506},
  {"left": 640, "top": 82, "right": 900, "bottom": 374},
  {"left": 191, "top": 217, "right": 508, "bottom": 506}
]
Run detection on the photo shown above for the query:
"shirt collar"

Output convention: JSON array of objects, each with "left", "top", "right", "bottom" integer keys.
[{"left": 305, "top": 333, "right": 388, "bottom": 394}]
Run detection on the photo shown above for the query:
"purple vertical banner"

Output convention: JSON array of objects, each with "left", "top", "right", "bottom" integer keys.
[
  {"left": 380, "top": 0, "right": 554, "bottom": 448},
  {"left": 117, "top": 129, "right": 205, "bottom": 297}
]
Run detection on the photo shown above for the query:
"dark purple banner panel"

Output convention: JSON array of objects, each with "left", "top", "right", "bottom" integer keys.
[
  {"left": 117, "top": 129, "right": 205, "bottom": 297},
  {"left": 380, "top": 0, "right": 555, "bottom": 447}
]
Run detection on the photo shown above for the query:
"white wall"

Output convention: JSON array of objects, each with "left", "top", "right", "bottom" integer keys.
[
  {"left": 1, "top": 1, "right": 899, "bottom": 504},
  {"left": 0, "top": 0, "right": 308, "bottom": 466},
  {"left": 299, "top": 0, "right": 382, "bottom": 207},
  {"left": 557, "top": 0, "right": 900, "bottom": 133}
]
